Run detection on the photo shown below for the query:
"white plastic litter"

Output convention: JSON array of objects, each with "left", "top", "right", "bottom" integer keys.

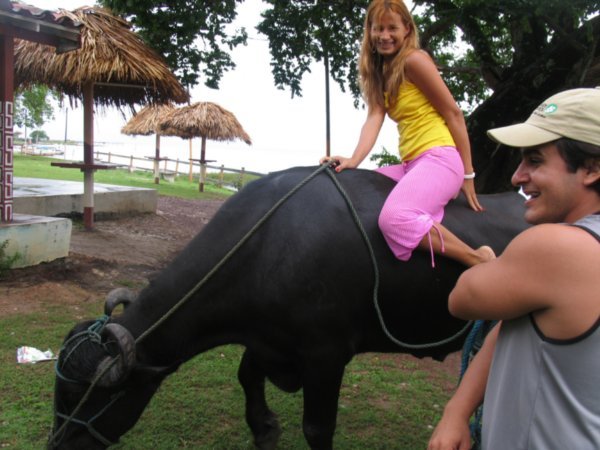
[{"left": 16, "top": 346, "right": 56, "bottom": 364}]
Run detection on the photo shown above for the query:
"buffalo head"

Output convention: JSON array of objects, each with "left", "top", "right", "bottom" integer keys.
[{"left": 48, "top": 290, "right": 170, "bottom": 449}]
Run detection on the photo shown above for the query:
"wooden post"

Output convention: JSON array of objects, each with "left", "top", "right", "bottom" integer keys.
[
  {"left": 199, "top": 136, "right": 207, "bottom": 192},
  {"left": 129, "top": 155, "right": 134, "bottom": 172},
  {"left": 238, "top": 167, "right": 245, "bottom": 189},
  {"left": 324, "top": 50, "right": 331, "bottom": 157},
  {"left": 82, "top": 81, "right": 95, "bottom": 230},
  {"left": 0, "top": 35, "right": 14, "bottom": 223},
  {"left": 218, "top": 165, "right": 224, "bottom": 188},
  {"left": 153, "top": 133, "right": 160, "bottom": 184},
  {"left": 188, "top": 139, "right": 193, "bottom": 182},
  {"left": 175, "top": 158, "right": 180, "bottom": 175},
  {"left": 199, "top": 162, "right": 206, "bottom": 192}
]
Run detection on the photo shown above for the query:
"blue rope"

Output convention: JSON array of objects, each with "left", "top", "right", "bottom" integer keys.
[
  {"left": 460, "top": 320, "right": 485, "bottom": 378},
  {"left": 459, "top": 320, "right": 498, "bottom": 450},
  {"left": 55, "top": 315, "right": 110, "bottom": 384}
]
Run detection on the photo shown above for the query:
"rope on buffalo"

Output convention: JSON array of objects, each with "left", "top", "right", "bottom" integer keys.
[
  {"left": 51, "top": 163, "right": 474, "bottom": 445},
  {"left": 322, "top": 168, "right": 473, "bottom": 349},
  {"left": 139, "top": 162, "right": 472, "bottom": 349},
  {"left": 50, "top": 164, "right": 335, "bottom": 447},
  {"left": 50, "top": 343, "right": 122, "bottom": 447},
  {"left": 134, "top": 162, "right": 334, "bottom": 345}
]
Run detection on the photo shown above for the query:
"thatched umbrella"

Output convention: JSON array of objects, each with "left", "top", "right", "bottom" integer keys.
[
  {"left": 158, "top": 101, "right": 252, "bottom": 191},
  {"left": 14, "top": 6, "right": 188, "bottom": 229},
  {"left": 121, "top": 103, "right": 175, "bottom": 184}
]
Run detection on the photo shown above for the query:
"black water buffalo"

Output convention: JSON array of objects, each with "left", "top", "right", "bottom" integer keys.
[{"left": 49, "top": 166, "right": 529, "bottom": 449}]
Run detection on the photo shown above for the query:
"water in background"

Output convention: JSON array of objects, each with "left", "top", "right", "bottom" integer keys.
[
  {"left": 54, "top": 136, "right": 378, "bottom": 176},
  {"left": 53, "top": 137, "right": 378, "bottom": 176}
]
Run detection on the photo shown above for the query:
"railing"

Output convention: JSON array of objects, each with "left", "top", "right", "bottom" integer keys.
[{"left": 93, "top": 150, "right": 264, "bottom": 191}]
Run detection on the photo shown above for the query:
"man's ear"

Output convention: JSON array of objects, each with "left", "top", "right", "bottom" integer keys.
[{"left": 582, "top": 158, "right": 600, "bottom": 187}]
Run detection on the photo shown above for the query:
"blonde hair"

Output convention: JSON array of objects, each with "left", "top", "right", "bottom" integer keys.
[{"left": 359, "top": 0, "right": 420, "bottom": 109}]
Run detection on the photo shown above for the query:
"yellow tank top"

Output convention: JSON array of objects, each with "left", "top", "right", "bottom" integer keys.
[{"left": 386, "top": 81, "right": 455, "bottom": 161}]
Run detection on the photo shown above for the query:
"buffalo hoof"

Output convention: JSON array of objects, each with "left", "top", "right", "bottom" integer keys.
[{"left": 253, "top": 412, "right": 281, "bottom": 450}]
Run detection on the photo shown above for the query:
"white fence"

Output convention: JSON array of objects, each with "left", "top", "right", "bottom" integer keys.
[{"left": 94, "top": 150, "right": 264, "bottom": 190}]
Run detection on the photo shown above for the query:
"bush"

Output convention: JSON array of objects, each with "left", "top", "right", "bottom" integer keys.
[{"left": 369, "top": 146, "right": 400, "bottom": 167}]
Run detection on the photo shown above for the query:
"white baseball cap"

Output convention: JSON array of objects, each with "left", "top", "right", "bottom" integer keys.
[{"left": 487, "top": 87, "right": 600, "bottom": 147}]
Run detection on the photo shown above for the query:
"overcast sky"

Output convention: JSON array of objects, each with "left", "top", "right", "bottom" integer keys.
[{"left": 22, "top": 0, "right": 402, "bottom": 171}]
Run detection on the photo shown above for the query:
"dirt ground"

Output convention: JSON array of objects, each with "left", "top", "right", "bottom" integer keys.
[
  {"left": 0, "top": 197, "right": 224, "bottom": 317},
  {"left": 0, "top": 195, "right": 461, "bottom": 385}
]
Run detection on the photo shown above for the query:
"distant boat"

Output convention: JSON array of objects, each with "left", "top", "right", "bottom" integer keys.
[{"left": 21, "top": 144, "right": 64, "bottom": 156}]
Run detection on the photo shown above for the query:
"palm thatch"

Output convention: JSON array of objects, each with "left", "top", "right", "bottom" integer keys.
[
  {"left": 158, "top": 102, "right": 252, "bottom": 145},
  {"left": 158, "top": 101, "right": 251, "bottom": 191},
  {"left": 121, "top": 103, "right": 175, "bottom": 136},
  {"left": 121, "top": 102, "right": 177, "bottom": 185},
  {"left": 14, "top": 6, "right": 188, "bottom": 107},
  {"left": 13, "top": 6, "right": 187, "bottom": 229}
]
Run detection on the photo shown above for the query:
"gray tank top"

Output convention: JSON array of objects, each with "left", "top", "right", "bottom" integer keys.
[{"left": 482, "top": 214, "right": 600, "bottom": 450}]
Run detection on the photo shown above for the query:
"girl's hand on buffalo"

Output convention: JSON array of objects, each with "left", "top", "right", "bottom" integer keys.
[
  {"left": 461, "top": 179, "right": 484, "bottom": 212},
  {"left": 319, "top": 156, "right": 358, "bottom": 173}
]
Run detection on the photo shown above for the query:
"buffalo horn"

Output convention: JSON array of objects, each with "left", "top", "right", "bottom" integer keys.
[
  {"left": 95, "top": 323, "right": 136, "bottom": 387},
  {"left": 104, "top": 288, "right": 136, "bottom": 316}
]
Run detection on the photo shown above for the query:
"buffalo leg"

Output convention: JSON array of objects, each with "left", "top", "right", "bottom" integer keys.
[
  {"left": 238, "top": 350, "right": 281, "bottom": 450},
  {"left": 301, "top": 359, "right": 346, "bottom": 450}
]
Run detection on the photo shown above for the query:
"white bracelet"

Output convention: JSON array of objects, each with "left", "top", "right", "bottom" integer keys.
[{"left": 464, "top": 172, "right": 476, "bottom": 179}]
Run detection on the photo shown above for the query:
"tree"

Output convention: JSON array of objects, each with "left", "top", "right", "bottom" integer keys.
[
  {"left": 14, "top": 84, "right": 55, "bottom": 142},
  {"left": 98, "top": 0, "right": 248, "bottom": 89},
  {"left": 257, "top": 0, "right": 365, "bottom": 103},
  {"left": 257, "top": 0, "right": 600, "bottom": 192},
  {"left": 414, "top": 0, "right": 600, "bottom": 191},
  {"left": 101, "top": 0, "right": 600, "bottom": 192},
  {"left": 30, "top": 130, "right": 49, "bottom": 143}
]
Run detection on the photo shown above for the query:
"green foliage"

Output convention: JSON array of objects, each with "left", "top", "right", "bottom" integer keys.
[
  {"left": 94, "top": 1, "right": 599, "bottom": 129},
  {"left": 412, "top": 0, "right": 600, "bottom": 107},
  {"left": 14, "top": 85, "right": 56, "bottom": 131},
  {"left": 257, "top": 0, "right": 600, "bottom": 111},
  {"left": 29, "top": 130, "right": 49, "bottom": 143},
  {"left": 369, "top": 146, "right": 400, "bottom": 168},
  {"left": 257, "top": 0, "right": 367, "bottom": 104},
  {"left": 0, "top": 240, "right": 20, "bottom": 276},
  {"left": 98, "top": 0, "right": 248, "bottom": 89}
]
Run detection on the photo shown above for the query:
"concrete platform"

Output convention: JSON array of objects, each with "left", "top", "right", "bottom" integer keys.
[
  {"left": 0, "top": 178, "right": 157, "bottom": 268},
  {"left": 0, "top": 214, "right": 72, "bottom": 268},
  {"left": 13, "top": 177, "right": 157, "bottom": 218}
]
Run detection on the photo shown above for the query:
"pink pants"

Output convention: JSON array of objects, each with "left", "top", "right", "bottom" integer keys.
[{"left": 376, "top": 146, "right": 463, "bottom": 262}]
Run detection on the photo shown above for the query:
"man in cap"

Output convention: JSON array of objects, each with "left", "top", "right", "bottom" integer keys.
[{"left": 428, "top": 87, "right": 600, "bottom": 450}]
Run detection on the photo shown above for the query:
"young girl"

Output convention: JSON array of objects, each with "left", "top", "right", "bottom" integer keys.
[{"left": 322, "top": 0, "right": 494, "bottom": 267}]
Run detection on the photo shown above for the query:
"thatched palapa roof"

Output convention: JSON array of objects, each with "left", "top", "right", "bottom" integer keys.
[
  {"left": 14, "top": 6, "right": 188, "bottom": 107},
  {"left": 158, "top": 102, "right": 252, "bottom": 144},
  {"left": 121, "top": 103, "right": 176, "bottom": 136}
]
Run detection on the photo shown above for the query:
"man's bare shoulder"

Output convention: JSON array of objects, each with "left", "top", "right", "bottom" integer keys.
[
  {"left": 450, "top": 222, "right": 598, "bottom": 322},
  {"left": 507, "top": 223, "right": 598, "bottom": 260},
  {"left": 518, "top": 223, "right": 600, "bottom": 338}
]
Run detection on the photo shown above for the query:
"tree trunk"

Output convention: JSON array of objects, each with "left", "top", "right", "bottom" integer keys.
[{"left": 469, "top": 15, "right": 600, "bottom": 193}]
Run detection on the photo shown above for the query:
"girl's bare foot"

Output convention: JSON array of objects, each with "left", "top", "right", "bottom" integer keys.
[{"left": 475, "top": 245, "right": 496, "bottom": 264}]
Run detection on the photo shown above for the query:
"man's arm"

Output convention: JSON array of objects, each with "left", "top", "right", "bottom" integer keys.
[
  {"left": 428, "top": 324, "right": 500, "bottom": 450},
  {"left": 448, "top": 224, "right": 598, "bottom": 327}
]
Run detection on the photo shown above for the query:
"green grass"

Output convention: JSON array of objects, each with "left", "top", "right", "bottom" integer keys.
[
  {"left": 13, "top": 154, "right": 260, "bottom": 200},
  {"left": 0, "top": 298, "right": 455, "bottom": 449}
]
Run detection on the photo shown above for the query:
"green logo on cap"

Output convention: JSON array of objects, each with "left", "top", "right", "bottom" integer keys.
[{"left": 544, "top": 103, "right": 558, "bottom": 114}]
